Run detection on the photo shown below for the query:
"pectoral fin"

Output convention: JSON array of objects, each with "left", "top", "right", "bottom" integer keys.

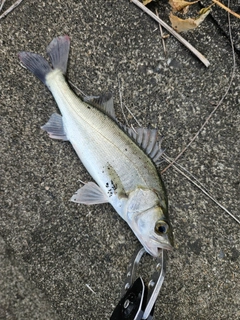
[
  {"left": 70, "top": 182, "right": 109, "bottom": 205},
  {"left": 41, "top": 113, "right": 68, "bottom": 140}
]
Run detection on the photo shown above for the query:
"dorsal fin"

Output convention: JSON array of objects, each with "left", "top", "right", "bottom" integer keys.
[
  {"left": 123, "top": 126, "right": 164, "bottom": 165},
  {"left": 84, "top": 93, "right": 163, "bottom": 165},
  {"left": 84, "top": 93, "right": 116, "bottom": 119}
]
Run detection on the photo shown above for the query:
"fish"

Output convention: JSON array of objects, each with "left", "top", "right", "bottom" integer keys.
[{"left": 18, "top": 36, "right": 174, "bottom": 257}]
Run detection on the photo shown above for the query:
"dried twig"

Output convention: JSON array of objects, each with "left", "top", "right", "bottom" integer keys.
[
  {"left": 124, "top": 102, "right": 141, "bottom": 126},
  {"left": 85, "top": 284, "right": 96, "bottom": 294},
  {"left": 0, "top": 0, "right": 7, "bottom": 12},
  {"left": 69, "top": 80, "right": 86, "bottom": 98},
  {"left": 0, "top": 0, "right": 23, "bottom": 20},
  {"left": 131, "top": 0, "right": 210, "bottom": 67},
  {"left": 212, "top": 0, "right": 240, "bottom": 19},
  {"left": 162, "top": 154, "right": 240, "bottom": 225},
  {"left": 155, "top": 8, "right": 167, "bottom": 56}
]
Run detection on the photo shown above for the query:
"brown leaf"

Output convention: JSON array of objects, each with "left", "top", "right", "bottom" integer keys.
[
  {"left": 169, "top": 9, "right": 211, "bottom": 33},
  {"left": 169, "top": 0, "right": 199, "bottom": 12},
  {"left": 143, "top": 0, "right": 153, "bottom": 5}
]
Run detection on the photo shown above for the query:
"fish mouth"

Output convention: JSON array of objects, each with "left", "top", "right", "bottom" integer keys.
[
  {"left": 145, "top": 237, "right": 173, "bottom": 257},
  {"left": 157, "top": 243, "right": 173, "bottom": 254},
  {"left": 144, "top": 244, "right": 172, "bottom": 258},
  {"left": 158, "top": 243, "right": 173, "bottom": 251}
]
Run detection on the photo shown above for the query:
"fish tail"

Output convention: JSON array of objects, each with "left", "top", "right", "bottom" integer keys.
[
  {"left": 18, "top": 35, "right": 70, "bottom": 85},
  {"left": 18, "top": 51, "right": 52, "bottom": 85},
  {"left": 46, "top": 35, "right": 70, "bottom": 74}
]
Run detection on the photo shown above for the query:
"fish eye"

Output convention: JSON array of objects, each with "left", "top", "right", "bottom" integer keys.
[{"left": 155, "top": 221, "right": 169, "bottom": 235}]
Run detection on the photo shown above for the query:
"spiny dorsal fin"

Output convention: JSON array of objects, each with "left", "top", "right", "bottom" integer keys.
[
  {"left": 84, "top": 93, "right": 163, "bottom": 165},
  {"left": 123, "top": 126, "right": 164, "bottom": 165},
  {"left": 84, "top": 93, "right": 116, "bottom": 119}
]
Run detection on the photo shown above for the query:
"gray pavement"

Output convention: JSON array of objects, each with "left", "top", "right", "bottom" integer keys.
[{"left": 1, "top": 1, "right": 240, "bottom": 319}]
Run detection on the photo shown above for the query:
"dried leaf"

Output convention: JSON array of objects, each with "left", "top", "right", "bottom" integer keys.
[
  {"left": 169, "top": 8, "right": 211, "bottom": 33},
  {"left": 182, "top": 6, "right": 190, "bottom": 14},
  {"left": 143, "top": 0, "right": 153, "bottom": 5},
  {"left": 199, "top": 6, "right": 212, "bottom": 15},
  {"left": 169, "top": 0, "right": 199, "bottom": 12}
]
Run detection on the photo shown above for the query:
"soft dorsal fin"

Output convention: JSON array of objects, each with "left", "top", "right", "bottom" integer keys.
[
  {"left": 84, "top": 93, "right": 116, "bottom": 119},
  {"left": 123, "top": 126, "right": 164, "bottom": 165}
]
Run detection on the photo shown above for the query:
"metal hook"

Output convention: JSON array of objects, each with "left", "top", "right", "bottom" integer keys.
[{"left": 111, "top": 247, "right": 166, "bottom": 320}]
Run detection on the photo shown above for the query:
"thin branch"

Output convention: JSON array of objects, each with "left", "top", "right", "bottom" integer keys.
[
  {"left": 155, "top": 8, "right": 167, "bottom": 56},
  {"left": 162, "top": 154, "right": 240, "bottom": 225},
  {"left": 0, "top": 0, "right": 23, "bottom": 20},
  {"left": 130, "top": 0, "right": 210, "bottom": 67},
  {"left": 68, "top": 80, "right": 86, "bottom": 98},
  {"left": 0, "top": 0, "right": 7, "bottom": 12},
  {"left": 85, "top": 284, "right": 96, "bottom": 294},
  {"left": 212, "top": 0, "right": 240, "bottom": 19},
  {"left": 124, "top": 103, "right": 141, "bottom": 126}
]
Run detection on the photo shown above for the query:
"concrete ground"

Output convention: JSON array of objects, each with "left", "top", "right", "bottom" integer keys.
[{"left": 1, "top": 0, "right": 239, "bottom": 319}]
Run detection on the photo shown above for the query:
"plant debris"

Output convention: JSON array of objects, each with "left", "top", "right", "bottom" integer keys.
[
  {"left": 0, "top": 0, "right": 24, "bottom": 20},
  {"left": 132, "top": 0, "right": 210, "bottom": 66},
  {"left": 141, "top": 0, "right": 240, "bottom": 33},
  {"left": 142, "top": 0, "right": 153, "bottom": 5},
  {"left": 169, "top": 7, "right": 211, "bottom": 33},
  {"left": 169, "top": 0, "right": 199, "bottom": 12}
]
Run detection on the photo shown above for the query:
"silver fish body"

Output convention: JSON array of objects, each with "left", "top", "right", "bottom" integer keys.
[{"left": 19, "top": 36, "right": 173, "bottom": 257}]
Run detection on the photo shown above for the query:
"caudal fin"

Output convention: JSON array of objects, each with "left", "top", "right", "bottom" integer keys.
[
  {"left": 47, "top": 35, "right": 70, "bottom": 74},
  {"left": 18, "top": 35, "right": 70, "bottom": 85},
  {"left": 18, "top": 52, "right": 52, "bottom": 84}
]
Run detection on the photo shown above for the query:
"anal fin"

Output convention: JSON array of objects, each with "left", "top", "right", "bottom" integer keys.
[
  {"left": 41, "top": 113, "right": 68, "bottom": 140},
  {"left": 70, "top": 182, "right": 109, "bottom": 205}
]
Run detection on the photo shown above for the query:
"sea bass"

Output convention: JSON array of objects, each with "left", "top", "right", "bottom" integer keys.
[{"left": 18, "top": 36, "right": 173, "bottom": 257}]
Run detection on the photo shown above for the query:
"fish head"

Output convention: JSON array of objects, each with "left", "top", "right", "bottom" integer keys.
[
  {"left": 126, "top": 188, "right": 174, "bottom": 257},
  {"left": 132, "top": 206, "right": 174, "bottom": 257}
]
